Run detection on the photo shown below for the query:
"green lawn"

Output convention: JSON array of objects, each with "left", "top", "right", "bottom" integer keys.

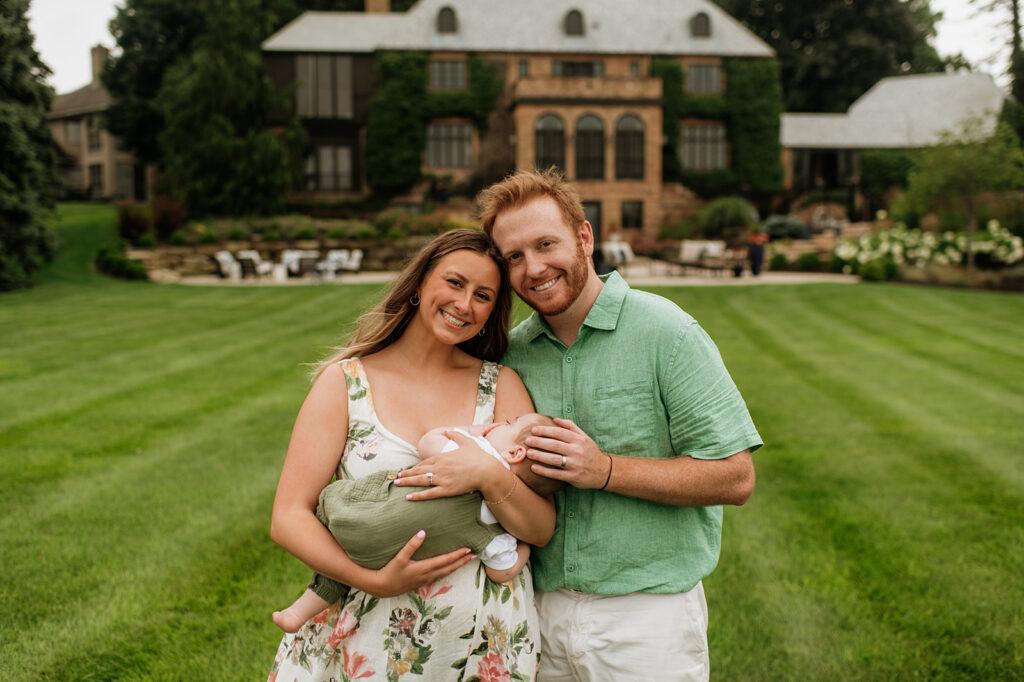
[{"left": 2, "top": 205, "right": 1022, "bottom": 680}]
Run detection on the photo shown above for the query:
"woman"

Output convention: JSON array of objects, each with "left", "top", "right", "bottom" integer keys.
[{"left": 269, "top": 230, "right": 555, "bottom": 681}]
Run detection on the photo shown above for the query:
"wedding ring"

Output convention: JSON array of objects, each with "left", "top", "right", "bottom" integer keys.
[
  {"left": 560, "top": 455, "right": 567, "bottom": 469},
  {"left": 427, "top": 472, "right": 434, "bottom": 486}
]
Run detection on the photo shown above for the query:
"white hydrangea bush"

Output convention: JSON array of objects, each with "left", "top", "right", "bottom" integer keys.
[{"left": 833, "top": 220, "right": 1024, "bottom": 275}]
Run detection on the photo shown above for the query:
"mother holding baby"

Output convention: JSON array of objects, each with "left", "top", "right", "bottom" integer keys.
[{"left": 268, "top": 230, "right": 554, "bottom": 681}]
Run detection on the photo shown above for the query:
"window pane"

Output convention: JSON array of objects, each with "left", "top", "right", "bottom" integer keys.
[
  {"left": 427, "top": 123, "right": 472, "bottom": 168},
  {"left": 687, "top": 64, "right": 721, "bottom": 94},
  {"left": 430, "top": 60, "right": 467, "bottom": 91},
  {"left": 65, "top": 120, "right": 81, "bottom": 145},
  {"left": 576, "top": 115, "right": 604, "bottom": 180},
  {"left": 295, "top": 55, "right": 315, "bottom": 117},
  {"left": 318, "top": 146, "right": 336, "bottom": 190},
  {"left": 621, "top": 201, "right": 643, "bottom": 229},
  {"left": 680, "top": 124, "right": 727, "bottom": 171},
  {"left": 116, "top": 163, "right": 134, "bottom": 199},
  {"left": 335, "top": 56, "right": 353, "bottom": 118},
  {"left": 316, "top": 55, "right": 334, "bottom": 118}
]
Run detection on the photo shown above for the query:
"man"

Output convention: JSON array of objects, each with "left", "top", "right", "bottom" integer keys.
[{"left": 475, "top": 169, "right": 762, "bottom": 682}]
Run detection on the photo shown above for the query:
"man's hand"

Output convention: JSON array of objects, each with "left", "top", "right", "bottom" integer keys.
[{"left": 525, "top": 418, "right": 613, "bottom": 489}]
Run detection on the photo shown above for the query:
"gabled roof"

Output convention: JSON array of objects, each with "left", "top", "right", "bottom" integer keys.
[
  {"left": 263, "top": 0, "right": 774, "bottom": 58},
  {"left": 782, "top": 72, "right": 1006, "bottom": 149},
  {"left": 48, "top": 82, "right": 110, "bottom": 120}
]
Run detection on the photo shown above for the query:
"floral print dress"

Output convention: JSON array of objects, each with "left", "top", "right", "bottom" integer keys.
[{"left": 270, "top": 358, "right": 539, "bottom": 682}]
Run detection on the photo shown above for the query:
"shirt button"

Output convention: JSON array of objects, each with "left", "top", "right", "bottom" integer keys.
[
  {"left": 565, "top": 406, "right": 573, "bottom": 413},
  {"left": 567, "top": 564, "right": 576, "bottom": 572},
  {"left": 567, "top": 511, "right": 575, "bottom": 518},
  {"left": 565, "top": 356, "right": 573, "bottom": 363}
]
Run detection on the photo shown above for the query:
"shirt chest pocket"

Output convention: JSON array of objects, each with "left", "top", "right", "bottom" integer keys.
[{"left": 589, "top": 381, "right": 658, "bottom": 456}]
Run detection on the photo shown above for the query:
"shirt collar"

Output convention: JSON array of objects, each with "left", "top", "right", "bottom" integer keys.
[{"left": 518, "top": 271, "right": 630, "bottom": 343}]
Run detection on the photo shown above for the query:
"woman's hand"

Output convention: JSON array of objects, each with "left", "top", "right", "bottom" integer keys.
[
  {"left": 366, "top": 530, "right": 476, "bottom": 597},
  {"left": 395, "top": 430, "right": 507, "bottom": 501}
]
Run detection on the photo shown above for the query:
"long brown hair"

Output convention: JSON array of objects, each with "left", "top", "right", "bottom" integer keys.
[{"left": 314, "top": 229, "right": 511, "bottom": 378}]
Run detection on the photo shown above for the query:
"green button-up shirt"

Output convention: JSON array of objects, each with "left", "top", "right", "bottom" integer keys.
[{"left": 503, "top": 272, "right": 762, "bottom": 594}]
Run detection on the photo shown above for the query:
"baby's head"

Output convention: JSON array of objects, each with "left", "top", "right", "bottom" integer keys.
[{"left": 483, "top": 413, "right": 566, "bottom": 496}]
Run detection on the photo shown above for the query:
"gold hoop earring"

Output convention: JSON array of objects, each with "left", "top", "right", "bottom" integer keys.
[{"left": 410, "top": 293, "right": 420, "bottom": 306}]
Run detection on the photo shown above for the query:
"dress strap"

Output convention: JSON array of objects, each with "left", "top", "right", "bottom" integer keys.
[
  {"left": 338, "top": 357, "right": 373, "bottom": 424},
  {"left": 472, "top": 361, "right": 499, "bottom": 425}
]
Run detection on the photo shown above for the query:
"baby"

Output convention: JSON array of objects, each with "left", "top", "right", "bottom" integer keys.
[{"left": 272, "top": 412, "right": 562, "bottom": 633}]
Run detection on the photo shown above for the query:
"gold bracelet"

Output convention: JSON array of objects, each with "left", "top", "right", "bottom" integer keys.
[{"left": 485, "top": 473, "right": 518, "bottom": 505}]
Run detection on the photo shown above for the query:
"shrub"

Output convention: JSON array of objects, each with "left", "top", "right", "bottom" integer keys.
[
  {"left": 769, "top": 252, "right": 789, "bottom": 271},
  {"left": 153, "top": 196, "right": 187, "bottom": 242},
  {"left": 117, "top": 204, "right": 153, "bottom": 245},
  {"left": 295, "top": 226, "right": 317, "bottom": 240},
  {"left": 859, "top": 259, "right": 889, "bottom": 282},
  {"left": 169, "top": 230, "right": 189, "bottom": 246},
  {"left": 762, "top": 214, "right": 807, "bottom": 241},
  {"left": 796, "top": 252, "right": 821, "bottom": 271},
  {"left": 95, "top": 247, "right": 148, "bottom": 280},
  {"left": 693, "top": 197, "right": 756, "bottom": 245},
  {"left": 136, "top": 233, "right": 156, "bottom": 248},
  {"left": 227, "top": 226, "right": 248, "bottom": 241}
]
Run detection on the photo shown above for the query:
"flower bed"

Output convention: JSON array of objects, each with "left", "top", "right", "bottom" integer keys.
[{"left": 832, "top": 220, "right": 1024, "bottom": 288}]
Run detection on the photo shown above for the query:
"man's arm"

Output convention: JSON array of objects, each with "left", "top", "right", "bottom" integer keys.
[{"left": 525, "top": 418, "right": 755, "bottom": 506}]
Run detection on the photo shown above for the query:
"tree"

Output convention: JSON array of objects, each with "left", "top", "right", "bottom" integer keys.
[
  {"left": 102, "top": 0, "right": 206, "bottom": 166},
  {"left": 714, "top": 0, "right": 946, "bottom": 112},
  {"left": 155, "top": 0, "right": 305, "bottom": 216},
  {"left": 0, "top": 0, "right": 58, "bottom": 290},
  {"left": 972, "top": 0, "right": 1024, "bottom": 102},
  {"left": 906, "top": 119, "right": 1024, "bottom": 270}
]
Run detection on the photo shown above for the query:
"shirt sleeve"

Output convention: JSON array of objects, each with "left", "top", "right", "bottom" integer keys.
[
  {"left": 478, "top": 532, "right": 520, "bottom": 570},
  {"left": 663, "top": 320, "right": 762, "bottom": 460}
]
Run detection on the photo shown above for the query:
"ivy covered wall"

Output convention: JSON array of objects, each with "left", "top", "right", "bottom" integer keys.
[
  {"left": 653, "top": 57, "right": 783, "bottom": 199},
  {"left": 364, "top": 51, "right": 500, "bottom": 194}
]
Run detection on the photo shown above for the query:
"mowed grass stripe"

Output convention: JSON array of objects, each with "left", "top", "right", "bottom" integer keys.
[
  {"left": 0, "top": 284, "right": 382, "bottom": 432},
  {"left": 749, "top": 289, "right": 1024, "bottom": 491},
  {"left": 1, "top": 368, "right": 300, "bottom": 676},
  {"left": 710, "top": 289, "right": 1023, "bottom": 678}
]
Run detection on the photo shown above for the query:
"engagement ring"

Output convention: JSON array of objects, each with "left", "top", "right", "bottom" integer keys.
[{"left": 427, "top": 472, "right": 434, "bottom": 486}]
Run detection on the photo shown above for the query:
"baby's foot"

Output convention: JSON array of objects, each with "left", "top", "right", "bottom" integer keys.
[{"left": 272, "top": 608, "right": 306, "bottom": 633}]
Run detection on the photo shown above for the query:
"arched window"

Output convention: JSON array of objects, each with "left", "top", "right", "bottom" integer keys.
[
  {"left": 437, "top": 6, "right": 457, "bottom": 34},
  {"left": 615, "top": 115, "right": 645, "bottom": 180},
  {"left": 535, "top": 114, "right": 565, "bottom": 171},
  {"left": 690, "top": 12, "right": 711, "bottom": 38},
  {"left": 575, "top": 114, "right": 604, "bottom": 180},
  {"left": 564, "top": 9, "right": 584, "bottom": 36}
]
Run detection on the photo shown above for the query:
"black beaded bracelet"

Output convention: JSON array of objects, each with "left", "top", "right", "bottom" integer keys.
[{"left": 598, "top": 453, "right": 614, "bottom": 490}]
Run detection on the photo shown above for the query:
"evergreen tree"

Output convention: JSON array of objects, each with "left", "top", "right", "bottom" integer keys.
[
  {"left": 715, "top": 0, "right": 945, "bottom": 112},
  {"left": 0, "top": 0, "right": 58, "bottom": 290},
  {"left": 155, "top": 0, "right": 305, "bottom": 216}
]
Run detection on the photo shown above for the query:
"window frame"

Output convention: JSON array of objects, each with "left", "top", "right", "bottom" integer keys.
[
  {"left": 575, "top": 114, "right": 605, "bottom": 180},
  {"left": 426, "top": 121, "right": 473, "bottom": 169},
  {"left": 680, "top": 122, "right": 728, "bottom": 171},
  {"left": 534, "top": 113, "right": 566, "bottom": 171},
  {"left": 615, "top": 114, "right": 645, "bottom": 180}
]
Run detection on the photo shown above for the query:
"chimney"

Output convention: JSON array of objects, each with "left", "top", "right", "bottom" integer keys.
[
  {"left": 91, "top": 45, "right": 109, "bottom": 86},
  {"left": 365, "top": 0, "right": 390, "bottom": 13}
]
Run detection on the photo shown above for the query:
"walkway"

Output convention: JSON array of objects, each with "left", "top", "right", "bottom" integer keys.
[{"left": 173, "top": 257, "right": 859, "bottom": 287}]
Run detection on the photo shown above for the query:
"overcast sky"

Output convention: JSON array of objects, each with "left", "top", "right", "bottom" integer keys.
[{"left": 28, "top": 0, "right": 1012, "bottom": 95}]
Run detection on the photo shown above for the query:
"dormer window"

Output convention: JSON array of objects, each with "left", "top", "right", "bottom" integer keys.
[
  {"left": 690, "top": 12, "right": 711, "bottom": 38},
  {"left": 564, "top": 9, "right": 584, "bottom": 36},
  {"left": 437, "top": 6, "right": 457, "bottom": 34}
]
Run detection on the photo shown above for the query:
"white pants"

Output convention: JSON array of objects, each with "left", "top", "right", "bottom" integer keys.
[{"left": 535, "top": 583, "right": 710, "bottom": 682}]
